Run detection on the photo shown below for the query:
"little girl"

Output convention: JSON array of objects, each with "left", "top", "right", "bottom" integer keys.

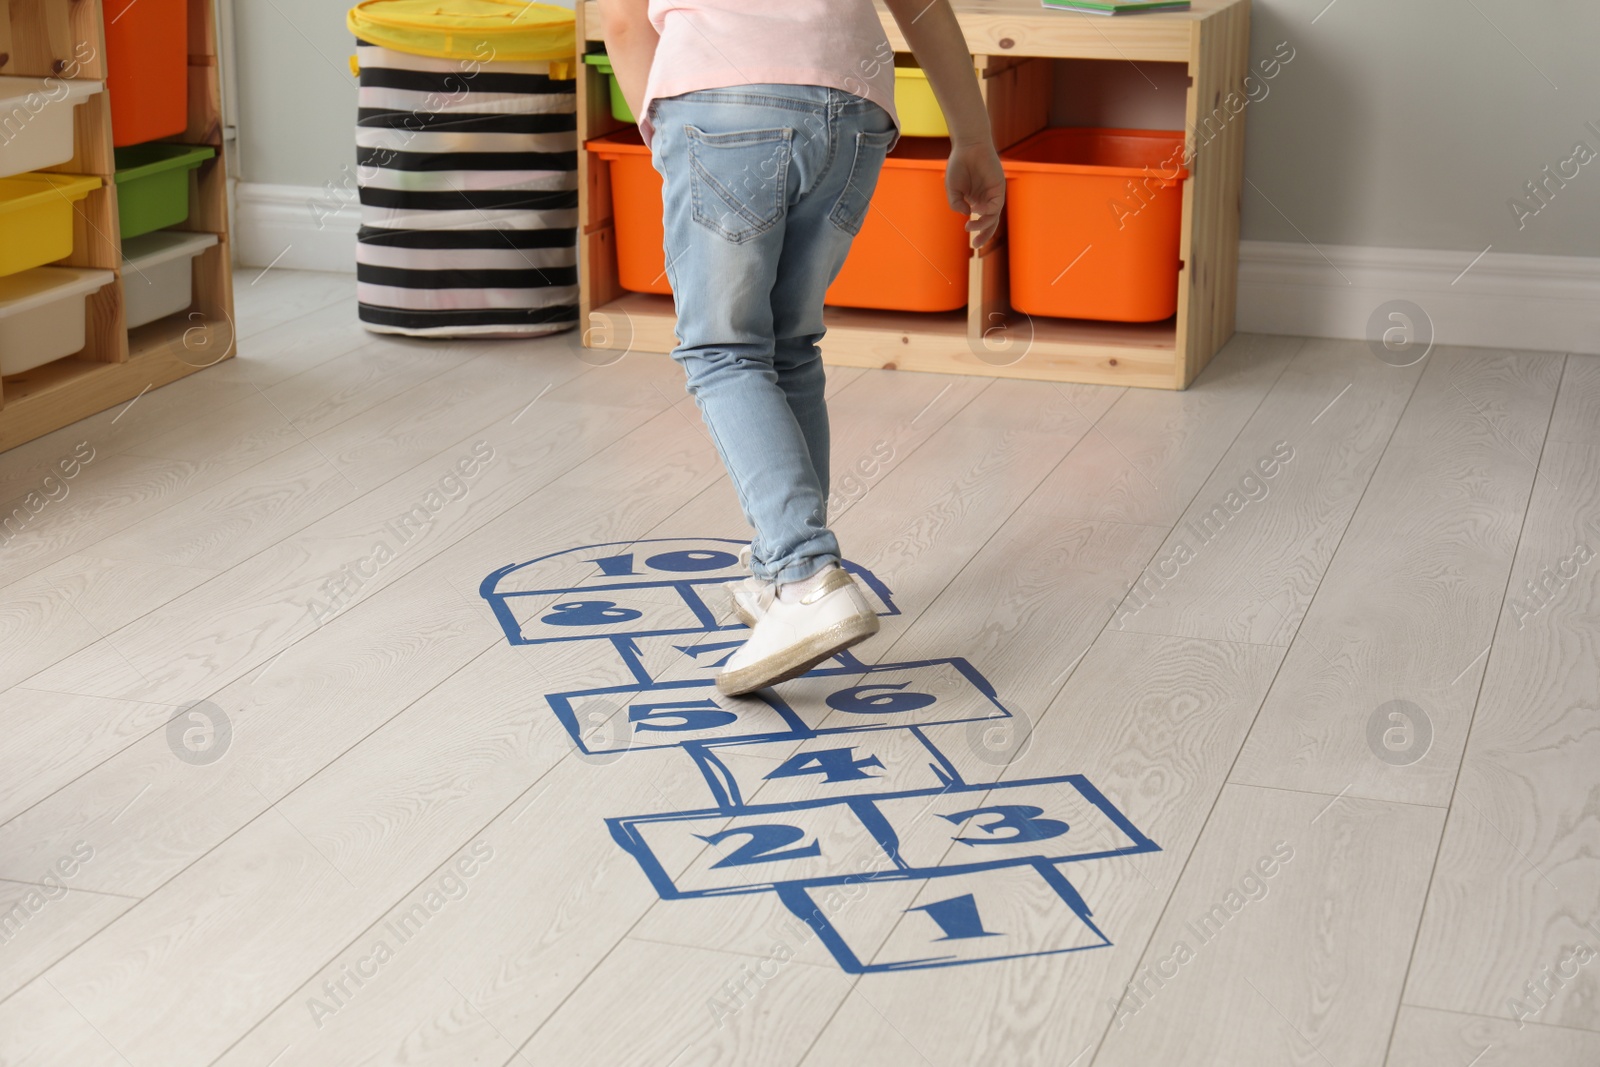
[{"left": 601, "top": 0, "right": 1004, "bottom": 695}]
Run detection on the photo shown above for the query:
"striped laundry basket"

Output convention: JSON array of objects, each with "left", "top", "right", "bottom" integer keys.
[{"left": 347, "top": 1, "right": 578, "bottom": 337}]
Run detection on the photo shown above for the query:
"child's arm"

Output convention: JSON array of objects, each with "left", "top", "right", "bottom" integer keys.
[
  {"left": 598, "top": 0, "right": 658, "bottom": 121},
  {"left": 881, "top": 0, "right": 1005, "bottom": 248}
]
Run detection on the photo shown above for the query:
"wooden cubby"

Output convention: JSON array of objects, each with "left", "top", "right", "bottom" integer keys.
[
  {"left": 576, "top": 0, "right": 1250, "bottom": 389},
  {"left": 0, "top": 0, "right": 235, "bottom": 451}
]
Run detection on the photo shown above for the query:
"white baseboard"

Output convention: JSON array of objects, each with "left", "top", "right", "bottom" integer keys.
[
  {"left": 235, "top": 182, "right": 360, "bottom": 273},
  {"left": 231, "top": 184, "right": 1600, "bottom": 355},
  {"left": 1238, "top": 240, "right": 1600, "bottom": 356}
]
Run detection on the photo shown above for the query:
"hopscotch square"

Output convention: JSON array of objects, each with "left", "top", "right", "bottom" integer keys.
[
  {"left": 777, "top": 860, "right": 1109, "bottom": 973},
  {"left": 867, "top": 775, "right": 1157, "bottom": 875},
  {"left": 604, "top": 631, "right": 796, "bottom": 687},
  {"left": 608, "top": 800, "right": 903, "bottom": 899},
  {"left": 481, "top": 539, "right": 901, "bottom": 650},
  {"left": 767, "top": 657, "right": 1012, "bottom": 735},
  {"left": 689, "top": 727, "right": 959, "bottom": 809},
  {"left": 548, "top": 679, "right": 809, "bottom": 756},
  {"left": 492, "top": 581, "right": 711, "bottom": 645}
]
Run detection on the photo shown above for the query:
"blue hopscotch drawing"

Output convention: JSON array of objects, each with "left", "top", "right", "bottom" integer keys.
[{"left": 480, "top": 538, "right": 1159, "bottom": 973}]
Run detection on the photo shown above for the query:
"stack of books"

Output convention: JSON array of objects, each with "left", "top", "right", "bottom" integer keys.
[{"left": 1042, "top": 0, "right": 1192, "bottom": 13}]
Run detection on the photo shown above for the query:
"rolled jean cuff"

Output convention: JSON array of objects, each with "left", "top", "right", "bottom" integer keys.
[{"left": 772, "top": 555, "right": 839, "bottom": 586}]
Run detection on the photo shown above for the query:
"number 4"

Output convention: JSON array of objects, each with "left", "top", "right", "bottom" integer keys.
[{"left": 765, "top": 747, "right": 884, "bottom": 783}]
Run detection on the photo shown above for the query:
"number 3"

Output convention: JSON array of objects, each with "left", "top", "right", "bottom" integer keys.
[{"left": 942, "top": 805, "right": 1070, "bottom": 846}]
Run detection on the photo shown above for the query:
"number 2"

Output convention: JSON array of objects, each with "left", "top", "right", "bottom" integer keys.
[{"left": 697, "top": 824, "right": 821, "bottom": 869}]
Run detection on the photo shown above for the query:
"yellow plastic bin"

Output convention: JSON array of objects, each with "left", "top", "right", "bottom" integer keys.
[
  {"left": 0, "top": 173, "right": 102, "bottom": 277},
  {"left": 894, "top": 61, "right": 947, "bottom": 138}
]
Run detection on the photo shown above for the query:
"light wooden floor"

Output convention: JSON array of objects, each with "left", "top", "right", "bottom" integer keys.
[{"left": 1, "top": 270, "right": 1597, "bottom": 1067}]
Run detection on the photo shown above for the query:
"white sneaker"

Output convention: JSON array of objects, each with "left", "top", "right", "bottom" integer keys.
[
  {"left": 727, "top": 544, "right": 775, "bottom": 628},
  {"left": 716, "top": 566, "right": 880, "bottom": 695}
]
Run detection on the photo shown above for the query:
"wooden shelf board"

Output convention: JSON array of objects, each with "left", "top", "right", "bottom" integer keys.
[
  {"left": 581, "top": 0, "right": 1226, "bottom": 61},
  {"left": 0, "top": 329, "right": 233, "bottom": 452},
  {"left": 589, "top": 292, "right": 1177, "bottom": 387},
  {"left": 2, "top": 356, "right": 108, "bottom": 405}
]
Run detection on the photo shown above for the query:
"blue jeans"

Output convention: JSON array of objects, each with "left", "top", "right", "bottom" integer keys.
[{"left": 649, "top": 85, "right": 897, "bottom": 586}]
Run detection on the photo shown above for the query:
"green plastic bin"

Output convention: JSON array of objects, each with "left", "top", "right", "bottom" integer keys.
[
  {"left": 584, "top": 52, "right": 633, "bottom": 124},
  {"left": 112, "top": 142, "right": 216, "bottom": 239}
]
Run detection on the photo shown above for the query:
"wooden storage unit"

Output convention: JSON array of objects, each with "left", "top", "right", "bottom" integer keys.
[
  {"left": 577, "top": 0, "right": 1250, "bottom": 389},
  {"left": 0, "top": 0, "right": 235, "bottom": 451}
]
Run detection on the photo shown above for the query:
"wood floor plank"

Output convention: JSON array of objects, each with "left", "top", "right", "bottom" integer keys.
[
  {"left": 1403, "top": 441, "right": 1600, "bottom": 1031},
  {"left": 206, "top": 747, "right": 728, "bottom": 1067},
  {"left": 1111, "top": 338, "right": 1424, "bottom": 644},
  {"left": 1547, "top": 353, "right": 1600, "bottom": 445},
  {"left": 1037, "top": 332, "right": 1299, "bottom": 527},
  {"left": 0, "top": 979, "right": 131, "bottom": 1066},
  {"left": 0, "top": 569, "right": 494, "bottom": 898},
  {"left": 0, "top": 554, "right": 215, "bottom": 693},
  {"left": 1387, "top": 1005, "right": 1600, "bottom": 1067},
  {"left": 1092, "top": 785, "right": 1443, "bottom": 1067},
  {"left": 93, "top": 346, "right": 605, "bottom": 571},
  {"left": 92, "top": 441, "right": 381, "bottom": 572},
  {"left": 247, "top": 336, "right": 479, "bottom": 440},
  {"left": 516, "top": 939, "right": 854, "bottom": 1066},
  {"left": 1229, "top": 347, "right": 1565, "bottom": 806},
  {"left": 218, "top": 296, "right": 378, "bottom": 387},
  {"left": 0, "top": 372, "right": 258, "bottom": 504},
  {"left": 229, "top": 269, "right": 357, "bottom": 341},
  {"left": 14, "top": 384, "right": 684, "bottom": 704},
  {"left": 0, "top": 337, "right": 494, "bottom": 590},
  {"left": 0, "top": 688, "right": 181, "bottom": 825},
  {"left": 0, "top": 454, "right": 271, "bottom": 590},
  {"left": 0, "top": 876, "right": 135, "bottom": 1001}
]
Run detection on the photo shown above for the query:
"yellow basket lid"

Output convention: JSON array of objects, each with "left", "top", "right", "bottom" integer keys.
[{"left": 347, "top": 1, "right": 573, "bottom": 62}]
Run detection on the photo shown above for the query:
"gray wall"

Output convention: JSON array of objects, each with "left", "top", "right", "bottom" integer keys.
[{"left": 232, "top": 0, "right": 1599, "bottom": 257}]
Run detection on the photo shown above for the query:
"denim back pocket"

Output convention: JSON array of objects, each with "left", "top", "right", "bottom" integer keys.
[
  {"left": 828, "top": 128, "right": 898, "bottom": 236},
  {"left": 686, "top": 125, "right": 793, "bottom": 244}
]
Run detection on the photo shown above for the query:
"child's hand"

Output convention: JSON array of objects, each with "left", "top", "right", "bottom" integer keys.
[{"left": 947, "top": 140, "right": 1005, "bottom": 249}]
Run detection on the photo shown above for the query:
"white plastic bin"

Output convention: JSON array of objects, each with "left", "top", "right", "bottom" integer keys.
[
  {"left": 121, "top": 230, "right": 218, "bottom": 327},
  {"left": 0, "top": 77, "right": 105, "bottom": 179},
  {"left": 0, "top": 266, "right": 116, "bottom": 375}
]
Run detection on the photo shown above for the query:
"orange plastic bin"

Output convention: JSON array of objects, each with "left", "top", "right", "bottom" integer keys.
[
  {"left": 585, "top": 130, "right": 969, "bottom": 312},
  {"left": 104, "top": 0, "right": 190, "bottom": 147},
  {"left": 585, "top": 129, "right": 670, "bottom": 296},
  {"left": 1000, "top": 127, "right": 1188, "bottom": 323},
  {"left": 826, "top": 137, "right": 967, "bottom": 313}
]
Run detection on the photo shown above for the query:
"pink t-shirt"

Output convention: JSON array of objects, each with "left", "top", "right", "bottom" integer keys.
[{"left": 640, "top": 0, "right": 899, "bottom": 144}]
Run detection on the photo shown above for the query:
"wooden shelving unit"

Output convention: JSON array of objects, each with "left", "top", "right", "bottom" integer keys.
[
  {"left": 0, "top": 0, "right": 235, "bottom": 451},
  {"left": 577, "top": 0, "right": 1250, "bottom": 389}
]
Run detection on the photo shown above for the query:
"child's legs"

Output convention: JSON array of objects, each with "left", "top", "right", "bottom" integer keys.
[
  {"left": 651, "top": 88, "right": 839, "bottom": 585},
  {"left": 769, "top": 95, "right": 898, "bottom": 508}
]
